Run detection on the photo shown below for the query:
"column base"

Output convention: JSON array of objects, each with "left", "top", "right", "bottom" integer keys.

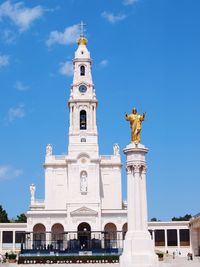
[{"left": 120, "top": 231, "right": 159, "bottom": 267}]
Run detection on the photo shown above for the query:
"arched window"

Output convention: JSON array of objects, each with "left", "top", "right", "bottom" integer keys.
[
  {"left": 80, "top": 110, "right": 87, "bottom": 130},
  {"left": 80, "top": 65, "right": 85, "bottom": 76}
]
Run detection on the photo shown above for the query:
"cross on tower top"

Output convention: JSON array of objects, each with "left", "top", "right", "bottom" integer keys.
[{"left": 79, "top": 21, "right": 86, "bottom": 37}]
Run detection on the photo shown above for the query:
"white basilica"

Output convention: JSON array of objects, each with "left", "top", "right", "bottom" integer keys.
[
  {"left": 27, "top": 33, "right": 127, "bottom": 244},
  {"left": 0, "top": 32, "right": 200, "bottom": 259}
]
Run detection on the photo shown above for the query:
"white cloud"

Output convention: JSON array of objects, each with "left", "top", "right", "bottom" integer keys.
[
  {"left": 15, "top": 81, "right": 29, "bottom": 91},
  {"left": 101, "top": 11, "right": 127, "bottom": 24},
  {"left": 99, "top": 59, "right": 108, "bottom": 68},
  {"left": 47, "top": 24, "right": 79, "bottom": 47},
  {"left": 123, "top": 0, "right": 138, "bottom": 6},
  {"left": 0, "top": 165, "right": 23, "bottom": 180},
  {"left": 0, "top": 0, "right": 44, "bottom": 32},
  {"left": 6, "top": 104, "right": 25, "bottom": 122},
  {"left": 0, "top": 54, "right": 9, "bottom": 67},
  {"left": 2, "top": 28, "right": 16, "bottom": 44},
  {"left": 59, "top": 61, "right": 73, "bottom": 76}
]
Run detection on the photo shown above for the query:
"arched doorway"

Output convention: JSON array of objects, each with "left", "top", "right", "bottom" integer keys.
[
  {"left": 122, "top": 223, "right": 128, "bottom": 240},
  {"left": 51, "top": 224, "right": 64, "bottom": 250},
  {"left": 104, "top": 223, "right": 117, "bottom": 249},
  {"left": 33, "top": 224, "right": 46, "bottom": 249},
  {"left": 77, "top": 222, "right": 91, "bottom": 250}
]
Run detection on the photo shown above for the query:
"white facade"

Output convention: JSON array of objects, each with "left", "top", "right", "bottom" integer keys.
[{"left": 26, "top": 36, "right": 125, "bottom": 235}]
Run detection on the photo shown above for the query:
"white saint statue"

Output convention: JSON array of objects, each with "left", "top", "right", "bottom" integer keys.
[
  {"left": 46, "top": 144, "right": 52, "bottom": 156},
  {"left": 30, "top": 184, "right": 36, "bottom": 203},
  {"left": 113, "top": 143, "right": 120, "bottom": 156},
  {"left": 80, "top": 171, "right": 87, "bottom": 194}
]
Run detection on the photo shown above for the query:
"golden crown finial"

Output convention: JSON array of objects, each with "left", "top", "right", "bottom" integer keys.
[
  {"left": 77, "top": 21, "right": 88, "bottom": 46},
  {"left": 77, "top": 36, "right": 88, "bottom": 45}
]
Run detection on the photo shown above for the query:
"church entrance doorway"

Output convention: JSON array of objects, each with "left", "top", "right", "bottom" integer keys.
[{"left": 77, "top": 223, "right": 91, "bottom": 250}]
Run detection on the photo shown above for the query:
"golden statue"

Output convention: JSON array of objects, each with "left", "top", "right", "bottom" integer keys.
[{"left": 125, "top": 108, "right": 146, "bottom": 144}]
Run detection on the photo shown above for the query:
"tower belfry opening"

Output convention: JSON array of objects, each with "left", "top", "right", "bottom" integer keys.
[{"left": 80, "top": 110, "right": 87, "bottom": 130}]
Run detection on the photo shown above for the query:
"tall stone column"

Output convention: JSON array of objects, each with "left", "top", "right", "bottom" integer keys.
[
  {"left": 12, "top": 231, "right": 16, "bottom": 252},
  {"left": 120, "top": 143, "right": 158, "bottom": 267}
]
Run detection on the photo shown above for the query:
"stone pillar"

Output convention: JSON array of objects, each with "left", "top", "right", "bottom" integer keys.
[
  {"left": 177, "top": 229, "right": 180, "bottom": 250},
  {"left": 46, "top": 232, "right": 51, "bottom": 248},
  {"left": 152, "top": 230, "right": 155, "bottom": 244},
  {"left": 120, "top": 143, "right": 158, "bottom": 267},
  {"left": 30, "top": 233, "right": 34, "bottom": 250},
  {"left": 0, "top": 231, "right": 2, "bottom": 253},
  {"left": 12, "top": 231, "right": 16, "bottom": 252},
  {"left": 164, "top": 229, "right": 168, "bottom": 251}
]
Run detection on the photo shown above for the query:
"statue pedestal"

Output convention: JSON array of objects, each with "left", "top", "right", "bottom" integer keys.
[{"left": 120, "top": 143, "right": 158, "bottom": 267}]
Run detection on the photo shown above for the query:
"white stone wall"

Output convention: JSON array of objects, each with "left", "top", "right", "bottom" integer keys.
[{"left": 100, "top": 155, "right": 122, "bottom": 210}]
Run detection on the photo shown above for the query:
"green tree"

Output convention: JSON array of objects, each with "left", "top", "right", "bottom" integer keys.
[
  {"left": 171, "top": 214, "right": 192, "bottom": 221},
  {"left": 151, "top": 217, "right": 158, "bottom": 222},
  {"left": 15, "top": 213, "right": 27, "bottom": 223},
  {"left": 0, "top": 205, "right": 9, "bottom": 223}
]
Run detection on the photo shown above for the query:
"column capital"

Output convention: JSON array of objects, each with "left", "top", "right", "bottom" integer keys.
[
  {"left": 141, "top": 165, "right": 147, "bottom": 174},
  {"left": 133, "top": 164, "right": 141, "bottom": 173},
  {"left": 126, "top": 165, "right": 133, "bottom": 174},
  {"left": 126, "top": 164, "right": 147, "bottom": 174}
]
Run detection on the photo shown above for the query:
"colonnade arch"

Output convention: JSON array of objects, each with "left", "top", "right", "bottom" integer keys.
[
  {"left": 32, "top": 224, "right": 46, "bottom": 249},
  {"left": 51, "top": 223, "right": 64, "bottom": 250},
  {"left": 104, "top": 223, "right": 117, "bottom": 249}
]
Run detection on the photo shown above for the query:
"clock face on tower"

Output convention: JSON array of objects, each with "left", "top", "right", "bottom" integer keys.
[{"left": 79, "top": 85, "right": 87, "bottom": 93}]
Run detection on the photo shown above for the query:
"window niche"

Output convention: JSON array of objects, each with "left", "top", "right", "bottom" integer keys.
[
  {"left": 180, "top": 229, "right": 190, "bottom": 246},
  {"left": 167, "top": 229, "right": 177, "bottom": 246},
  {"left": 80, "top": 65, "right": 85, "bottom": 76},
  {"left": 155, "top": 230, "right": 165, "bottom": 247},
  {"left": 80, "top": 110, "right": 87, "bottom": 130},
  {"left": 80, "top": 171, "right": 88, "bottom": 194},
  {"left": 3, "top": 231, "right": 13, "bottom": 245}
]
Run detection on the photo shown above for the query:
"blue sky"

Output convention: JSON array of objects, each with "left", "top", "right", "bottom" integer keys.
[{"left": 0, "top": 0, "right": 200, "bottom": 221}]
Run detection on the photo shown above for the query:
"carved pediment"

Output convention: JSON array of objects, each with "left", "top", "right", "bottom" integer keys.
[{"left": 70, "top": 206, "right": 98, "bottom": 217}]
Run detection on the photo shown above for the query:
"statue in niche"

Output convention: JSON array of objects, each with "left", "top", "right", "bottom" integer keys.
[
  {"left": 125, "top": 107, "right": 146, "bottom": 144},
  {"left": 113, "top": 143, "right": 120, "bottom": 156},
  {"left": 46, "top": 144, "right": 52, "bottom": 156},
  {"left": 80, "top": 171, "right": 88, "bottom": 194},
  {"left": 30, "top": 184, "right": 36, "bottom": 203}
]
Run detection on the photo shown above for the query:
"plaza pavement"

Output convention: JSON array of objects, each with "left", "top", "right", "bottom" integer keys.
[{"left": 0, "top": 257, "right": 200, "bottom": 267}]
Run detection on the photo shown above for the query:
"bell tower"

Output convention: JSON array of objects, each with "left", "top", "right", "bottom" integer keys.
[{"left": 68, "top": 23, "right": 98, "bottom": 158}]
